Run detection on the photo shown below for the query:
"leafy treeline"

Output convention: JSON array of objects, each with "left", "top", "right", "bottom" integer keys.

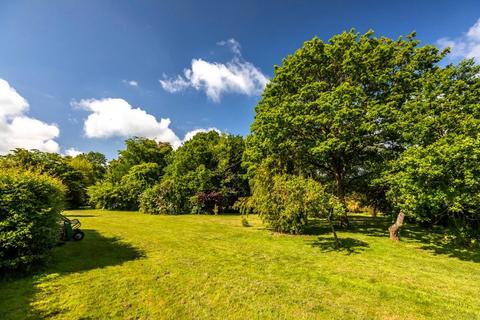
[
  {"left": 88, "top": 132, "right": 249, "bottom": 214},
  {"left": 245, "top": 30, "right": 480, "bottom": 244}
]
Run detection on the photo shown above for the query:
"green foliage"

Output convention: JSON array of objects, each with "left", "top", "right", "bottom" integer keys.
[
  {"left": 244, "top": 30, "right": 445, "bottom": 205},
  {"left": 0, "top": 149, "right": 87, "bottom": 209},
  {"left": 68, "top": 156, "right": 95, "bottom": 186},
  {"left": 69, "top": 152, "right": 107, "bottom": 184},
  {"left": 119, "top": 163, "right": 162, "bottom": 210},
  {"left": 139, "top": 179, "right": 188, "bottom": 214},
  {"left": 0, "top": 169, "right": 65, "bottom": 273},
  {"left": 158, "top": 131, "right": 248, "bottom": 214},
  {"left": 88, "top": 137, "right": 172, "bottom": 211},
  {"left": 87, "top": 182, "right": 123, "bottom": 210},
  {"left": 381, "top": 60, "right": 480, "bottom": 242},
  {"left": 89, "top": 163, "right": 161, "bottom": 211},
  {"left": 190, "top": 191, "right": 225, "bottom": 214},
  {"left": 386, "top": 135, "right": 480, "bottom": 243},
  {"left": 250, "top": 165, "right": 343, "bottom": 234},
  {"left": 106, "top": 138, "right": 171, "bottom": 183}
]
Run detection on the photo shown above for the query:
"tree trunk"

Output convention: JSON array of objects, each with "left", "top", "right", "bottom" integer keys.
[
  {"left": 328, "top": 210, "right": 340, "bottom": 249},
  {"left": 388, "top": 210, "right": 405, "bottom": 241},
  {"left": 372, "top": 206, "right": 377, "bottom": 218},
  {"left": 334, "top": 171, "right": 349, "bottom": 228}
]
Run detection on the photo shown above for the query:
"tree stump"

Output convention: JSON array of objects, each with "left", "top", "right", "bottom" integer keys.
[{"left": 388, "top": 210, "right": 405, "bottom": 241}]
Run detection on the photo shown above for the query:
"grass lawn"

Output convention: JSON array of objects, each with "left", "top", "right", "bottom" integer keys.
[{"left": 1, "top": 210, "right": 479, "bottom": 320}]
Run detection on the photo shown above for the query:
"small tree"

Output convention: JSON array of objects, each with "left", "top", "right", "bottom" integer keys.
[{"left": 249, "top": 165, "right": 343, "bottom": 247}]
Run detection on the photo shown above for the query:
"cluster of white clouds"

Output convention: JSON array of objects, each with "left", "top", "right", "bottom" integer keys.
[
  {"left": 438, "top": 18, "right": 480, "bottom": 61},
  {"left": 0, "top": 79, "right": 60, "bottom": 154},
  {"left": 0, "top": 39, "right": 264, "bottom": 154},
  {"left": 74, "top": 98, "right": 218, "bottom": 149},
  {"left": 160, "top": 38, "right": 269, "bottom": 102},
  {"left": 0, "top": 79, "right": 219, "bottom": 155}
]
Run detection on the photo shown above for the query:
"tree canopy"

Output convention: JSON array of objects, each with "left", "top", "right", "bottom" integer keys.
[{"left": 244, "top": 31, "right": 445, "bottom": 213}]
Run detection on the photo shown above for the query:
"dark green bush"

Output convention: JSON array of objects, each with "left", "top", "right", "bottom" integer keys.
[
  {"left": 0, "top": 169, "right": 65, "bottom": 273},
  {"left": 87, "top": 182, "right": 129, "bottom": 210},
  {"left": 139, "top": 184, "right": 162, "bottom": 214},
  {"left": 190, "top": 191, "right": 225, "bottom": 214},
  {"left": 139, "top": 179, "right": 188, "bottom": 214}
]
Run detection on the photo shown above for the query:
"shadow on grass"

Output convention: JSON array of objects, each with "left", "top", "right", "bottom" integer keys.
[
  {"left": 306, "top": 236, "right": 369, "bottom": 255},
  {"left": 49, "top": 229, "right": 144, "bottom": 273},
  {"left": 0, "top": 229, "right": 144, "bottom": 319},
  {"left": 401, "top": 227, "right": 480, "bottom": 263},
  {"left": 305, "top": 215, "right": 480, "bottom": 262}
]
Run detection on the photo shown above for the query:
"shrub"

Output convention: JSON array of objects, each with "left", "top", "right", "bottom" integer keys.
[
  {"left": 0, "top": 169, "right": 65, "bottom": 273},
  {"left": 139, "top": 179, "right": 189, "bottom": 214},
  {"left": 250, "top": 166, "right": 343, "bottom": 234},
  {"left": 88, "top": 182, "right": 124, "bottom": 210},
  {"left": 139, "top": 184, "right": 162, "bottom": 214},
  {"left": 190, "top": 191, "right": 225, "bottom": 214},
  {"left": 1, "top": 149, "right": 87, "bottom": 209}
]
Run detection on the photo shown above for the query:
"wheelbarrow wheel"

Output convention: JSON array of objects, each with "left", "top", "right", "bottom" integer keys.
[{"left": 73, "top": 230, "right": 84, "bottom": 241}]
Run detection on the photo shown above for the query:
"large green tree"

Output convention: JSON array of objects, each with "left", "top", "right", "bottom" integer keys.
[{"left": 245, "top": 30, "right": 445, "bottom": 224}]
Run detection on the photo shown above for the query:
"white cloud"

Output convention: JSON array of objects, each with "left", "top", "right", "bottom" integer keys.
[
  {"left": 64, "top": 147, "right": 82, "bottom": 157},
  {"left": 122, "top": 80, "right": 139, "bottom": 87},
  {"left": 0, "top": 79, "right": 60, "bottom": 154},
  {"left": 159, "top": 74, "right": 190, "bottom": 93},
  {"left": 183, "top": 127, "right": 220, "bottom": 142},
  {"left": 0, "top": 79, "right": 29, "bottom": 118},
  {"left": 438, "top": 18, "right": 480, "bottom": 61},
  {"left": 74, "top": 98, "right": 182, "bottom": 148},
  {"left": 160, "top": 39, "right": 269, "bottom": 102},
  {"left": 76, "top": 98, "right": 224, "bottom": 149}
]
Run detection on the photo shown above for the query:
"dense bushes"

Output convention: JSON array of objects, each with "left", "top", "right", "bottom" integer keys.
[
  {"left": 386, "top": 135, "right": 480, "bottom": 244},
  {"left": 88, "top": 162, "right": 161, "bottom": 211},
  {"left": 0, "top": 149, "right": 105, "bottom": 209},
  {"left": 87, "top": 182, "right": 127, "bottom": 210},
  {"left": 157, "top": 131, "right": 248, "bottom": 214},
  {"left": 0, "top": 170, "right": 65, "bottom": 273},
  {"left": 139, "top": 179, "right": 186, "bottom": 214},
  {"left": 120, "top": 131, "right": 249, "bottom": 215}
]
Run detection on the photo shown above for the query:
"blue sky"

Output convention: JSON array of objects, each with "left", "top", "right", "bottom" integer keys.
[{"left": 1, "top": 0, "right": 479, "bottom": 159}]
